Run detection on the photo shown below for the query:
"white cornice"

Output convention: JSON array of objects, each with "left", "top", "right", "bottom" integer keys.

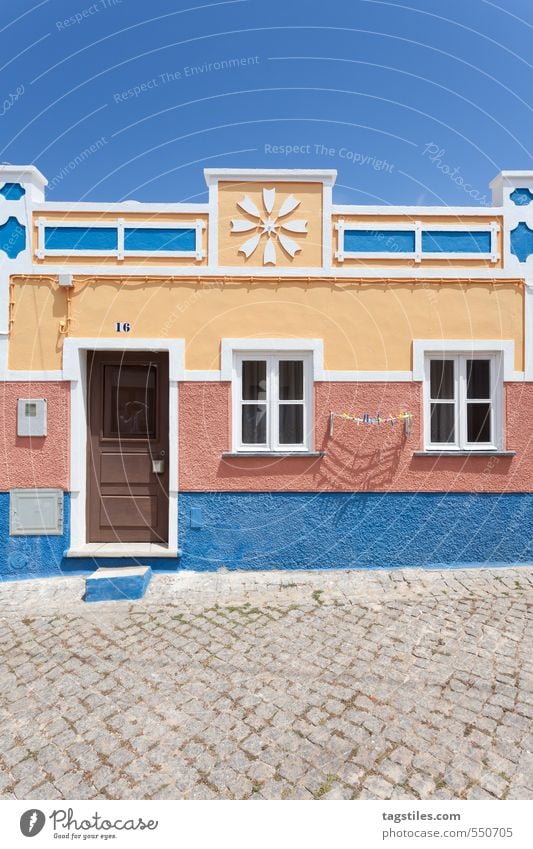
[
  {"left": 332, "top": 204, "right": 502, "bottom": 216},
  {"left": 204, "top": 168, "right": 337, "bottom": 187}
]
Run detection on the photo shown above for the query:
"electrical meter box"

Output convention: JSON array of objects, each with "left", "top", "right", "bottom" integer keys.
[
  {"left": 17, "top": 399, "right": 47, "bottom": 437},
  {"left": 10, "top": 489, "right": 64, "bottom": 535}
]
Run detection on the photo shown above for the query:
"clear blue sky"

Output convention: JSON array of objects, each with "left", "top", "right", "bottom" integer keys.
[{"left": 1, "top": 0, "right": 532, "bottom": 206}]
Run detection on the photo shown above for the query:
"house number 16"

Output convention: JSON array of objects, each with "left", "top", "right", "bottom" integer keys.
[{"left": 115, "top": 322, "right": 131, "bottom": 332}]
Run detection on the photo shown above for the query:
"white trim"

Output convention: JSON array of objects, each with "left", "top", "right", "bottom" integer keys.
[
  {"left": 525, "top": 280, "right": 533, "bottom": 380},
  {"left": 35, "top": 217, "right": 204, "bottom": 261},
  {"left": 204, "top": 168, "right": 337, "bottom": 186},
  {"left": 232, "top": 351, "right": 313, "bottom": 453},
  {"left": 335, "top": 220, "right": 499, "bottom": 263},
  {"left": 413, "top": 339, "right": 518, "bottom": 382},
  {"left": 63, "top": 337, "right": 184, "bottom": 551},
  {"left": 33, "top": 202, "right": 208, "bottom": 213},
  {"left": 321, "top": 369, "right": 413, "bottom": 382},
  {"left": 183, "top": 369, "right": 221, "bottom": 381},
  {"left": 24, "top": 262, "right": 525, "bottom": 279},
  {"left": 322, "top": 181, "right": 333, "bottom": 272},
  {"left": 221, "top": 338, "right": 324, "bottom": 381},
  {"left": 332, "top": 204, "right": 502, "bottom": 216},
  {"left": 423, "top": 351, "right": 503, "bottom": 452}
]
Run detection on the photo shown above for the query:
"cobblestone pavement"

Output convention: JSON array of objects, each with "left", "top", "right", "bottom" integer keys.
[{"left": 0, "top": 567, "right": 532, "bottom": 800}]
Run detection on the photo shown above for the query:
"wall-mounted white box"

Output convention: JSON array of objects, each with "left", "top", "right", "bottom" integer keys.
[
  {"left": 17, "top": 398, "right": 47, "bottom": 437},
  {"left": 10, "top": 489, "right": 63, "bottom": 536}
]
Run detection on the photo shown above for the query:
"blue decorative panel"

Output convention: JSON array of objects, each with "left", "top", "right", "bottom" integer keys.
[
  {"left": 0, "top": 217, "right": 25, "bottom": 258},
  {"left": 344, "top": 229, "right": 415, "bottom": 253},
  {"left": 178, "top": 492, "right": 533, "bottom": 571},
  {"left": 511, "top": 222, "right": 533, "bottom": 263},
  {"left": 421, "top": 230, "right": 491, "bottom": 253},
  {"left": 0, "top": 182, "right": 25, "bottom": 200},
  {"left": 510, "top": 187, "right": 533, "bottom": 206},
  {"left": 124, "top": 227, "right": 196, "bottom": 252},
  {"left": 44, "top": 226, "right": 118, "bottom": 251}
]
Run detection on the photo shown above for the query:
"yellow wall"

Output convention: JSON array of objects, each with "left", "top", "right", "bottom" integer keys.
[
  {"left": 217, "top": 181, "right": 323, "bottom": 267},
  {"left": 9, "top": 276, "right": 524, "bottom": 372}
]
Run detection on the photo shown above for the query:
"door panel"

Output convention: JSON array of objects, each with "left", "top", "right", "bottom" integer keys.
[{"left": 87, "top": 351, "right": 169, "bottom": 543}]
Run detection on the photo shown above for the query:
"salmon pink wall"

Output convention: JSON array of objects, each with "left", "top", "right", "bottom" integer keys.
[
  {"left": 0, "top": 382, "right": 69, "bottom": 490},
  {"left": 179, "top": 381, "right": 530, "bottom": 492}
]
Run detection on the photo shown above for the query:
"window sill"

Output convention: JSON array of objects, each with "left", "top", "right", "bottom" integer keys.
[
  {"left": 413, "top": 450, "right": 515, "bottom": 457},
  {"left": 222, "top": 451, "right": 325, "bottom": 458}
]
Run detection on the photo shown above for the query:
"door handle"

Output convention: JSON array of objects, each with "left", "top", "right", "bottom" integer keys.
[{"left": 152, "top": 459, "right": 165, "bottom": 474}]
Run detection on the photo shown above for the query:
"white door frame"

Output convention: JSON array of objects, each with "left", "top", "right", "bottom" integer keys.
[{"left": 63, "top": 338, "right": 184, "bottom": 552}]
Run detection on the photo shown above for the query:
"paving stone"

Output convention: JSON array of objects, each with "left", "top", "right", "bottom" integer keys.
[{"left": 0, "top": 567, "right": 531, "bottom": 800}]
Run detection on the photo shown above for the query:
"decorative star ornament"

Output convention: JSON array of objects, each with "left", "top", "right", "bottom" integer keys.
[{"left": 231, "top": 187, "right": 308, "bottom": 265}]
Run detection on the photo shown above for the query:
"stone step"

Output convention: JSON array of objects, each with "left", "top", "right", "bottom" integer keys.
[{"left": 84, "top": 565, "right": 152, "bottom": 603}]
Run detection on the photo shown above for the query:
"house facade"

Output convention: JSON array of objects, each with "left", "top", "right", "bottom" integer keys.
[{"left": 1, "top": 164, "right": 533, "bottom": 579}]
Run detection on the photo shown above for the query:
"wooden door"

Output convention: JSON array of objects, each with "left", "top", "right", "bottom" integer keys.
[{"left": 87, "top": 351, "right": 169, "bottom": 543}]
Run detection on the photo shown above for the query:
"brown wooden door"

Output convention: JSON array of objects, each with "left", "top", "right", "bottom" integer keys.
[{"left": 87, "top": 351, "right": 169, "bottom": 543}]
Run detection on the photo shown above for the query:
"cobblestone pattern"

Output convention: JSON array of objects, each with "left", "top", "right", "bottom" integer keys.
[{"left": 0, "top": 568, "right": 532, "bottom": 800}]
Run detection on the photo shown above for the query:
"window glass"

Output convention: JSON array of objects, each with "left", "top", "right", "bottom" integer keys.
[
  {"left": 242, "top": 405, "right": 266, "bottom": 444},
  {"left": 467, "top": 359, "right": 490, "bottom": 399},
  {"left": 430, "top": 360, "right": 454, "bottom": 399},
  {"left": 106, "top": 365, "right": 156, "bottom": 437},
  {"left": 430, "top": 403, "right": 455, "bottom": 444},
  {"left": 467, "top": 403, "right": 491, "bottom": 442},
  {"left": 242, "top": 361, "right": 267, "bottom": 401},
  {"left": 279, "top": 405, "right": 304, "bottom": 444},
  {"left": 279, "top": 361, "right": 303, "bottom": 400}
]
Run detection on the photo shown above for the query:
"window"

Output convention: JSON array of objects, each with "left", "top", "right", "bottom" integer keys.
[
  {"left": 234, "top": 354, "right": 311, "bottom": 452},
  {"left": 425, "top": 354, "right": 502, "bottom": 451}
]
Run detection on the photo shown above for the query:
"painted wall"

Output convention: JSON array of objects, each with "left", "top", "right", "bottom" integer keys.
[
  {"left": 9, "top": 277, "right": 524, "bottom": 372},
  {"left": 217, "top": 180, "right": 324, "bottom": 268},
  {"left": 0, "top": 382, "right": 69, "bottom": 490},
  {"left": 179, "top": 381, "right": 533, "bottom": 492},
  {"left": 0, "top": 492, "right": 70, "bottom": 580},
  {"left": 178, "top": 491, "right": 533, "bottom": 570}
]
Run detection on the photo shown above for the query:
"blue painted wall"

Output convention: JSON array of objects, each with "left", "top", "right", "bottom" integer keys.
[
  {"left": 2, "top": 491, "right": 532, "bottom": 580},
  {"left": 124, "top": 227, "right": 196, "bottom": 252},
  {"left": 178, "top": 491, "right": 533, "bottom": 570},
  {"left": 44, "top": 226, "right": 118, "bottom": 251},
  {"left": 344, "top": 229, "right": 415, "bottom": 253},
  {"left": 0, "top": 492, "right": 71, "bottom": 581},
  {"left": 421, "top": 230, "right": 491, "bottom": 253}
]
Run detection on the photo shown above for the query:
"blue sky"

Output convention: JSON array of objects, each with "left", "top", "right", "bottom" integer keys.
[{"left": 1, "top": 0, "right": 532, "bottom": 205}]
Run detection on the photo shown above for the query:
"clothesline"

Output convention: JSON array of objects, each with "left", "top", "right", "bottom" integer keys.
[{"left": 329, "top": 410, "right": 414, "bottom": 438}]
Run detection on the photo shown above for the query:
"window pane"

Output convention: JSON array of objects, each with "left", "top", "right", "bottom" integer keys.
[
  {"left": 279, "top": 405, "right": 304, "bottom": 444},
  {"left": 430, "top": 360, "right": 454, "bottom": 399},
  {"left": 430, "top": 403, "right": 455, "bottom": 443},
  {"left": 467, "top": 403, "right": 491, "bottom": 442},
  {"left": 242, "top": 361, "right": 266, "bottom": 400},
  {"left": 106, "top": 365, "right": 156, "bottom": 437},
  {"left": 242, "top": 405, "right": 266, "bottom": 444},
  {"left": 279, "top": 360, "right": 303, "bottom": 400},
  {"left": 467, "top": 359, "right": 490, "bottom": 399}
]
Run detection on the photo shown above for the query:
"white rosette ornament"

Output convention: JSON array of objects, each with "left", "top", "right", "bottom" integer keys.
[{"left": 231, "top": 187, "right": 308, "bottom": 265}]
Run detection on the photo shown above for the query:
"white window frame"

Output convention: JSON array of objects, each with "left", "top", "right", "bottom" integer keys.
[
  {"left": 423, "top": 352, "right": 503, "bottom": 451},
  {"left": 35, "top": 217, "right": 206, "bottom": 261},
  {"left": 232, "top": 352, "right": 313, "bottom": 453}
]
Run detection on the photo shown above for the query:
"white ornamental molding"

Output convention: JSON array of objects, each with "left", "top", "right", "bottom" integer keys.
[{"left": 231, "top": 187, "right": 308, "bottom": 265}]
